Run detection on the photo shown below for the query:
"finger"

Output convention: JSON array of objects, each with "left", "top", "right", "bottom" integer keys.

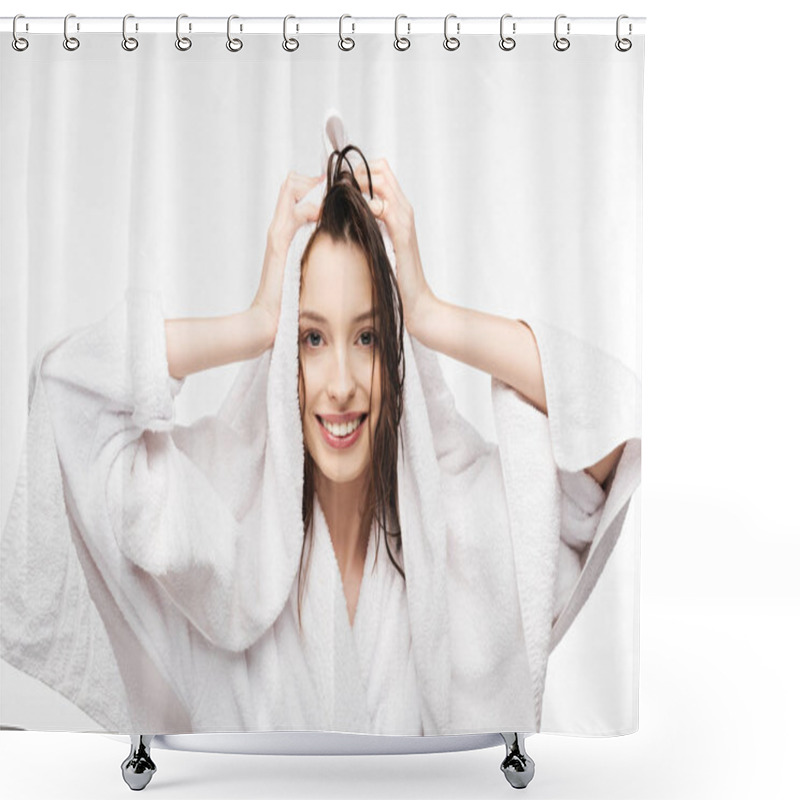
[
  {"left": 290, "top": 182, "right": 324, "bottom": 206},
  {"left": 287, "top": 170, "right": 324, "bottom": 185},
  {"left": 347, "top": 165, "right": 392, "bottom": 221},
  {"left": 368, "top": 196, "right": 385, "bottom": 218},
  {"left": 296, "top": 200, "right": 321, "bottom": 223},
  {"left": 287, "top": 172, "right": 325, "bottom": 198},
  {"left": 354, "top": 161, "right": 381, "bottom": 189},
  {"left": 368, "top": 197, "right": 397, "bottom": 234},
  {"left": 353, "top": 168, "right": 393, "bottom": 204},
  {"left": 372, "top": 158, "right": 403, "bottom": 197},
  {"left": 363, "top": 176, "right": 396, "bottom": 223},
  {"left": 354, "top": 158, "right": 402, "bottom": 197},
  {"left": 354, "top": 161, "right": 408, "bottom": 213}
]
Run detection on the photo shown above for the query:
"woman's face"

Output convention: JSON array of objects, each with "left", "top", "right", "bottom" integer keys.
[{"left": 298, "top": 234, "right": 382, "bottom": 486}]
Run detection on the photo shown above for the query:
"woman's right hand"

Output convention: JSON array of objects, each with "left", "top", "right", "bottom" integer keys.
[{"left": 250, "top": 172, "right": 324, "bottom": 345}]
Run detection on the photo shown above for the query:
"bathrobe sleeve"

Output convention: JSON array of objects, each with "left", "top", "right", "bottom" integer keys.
[
  {"left": 552, "top": 466, "right": 608, "bottom": 628},
  {"left": 407, "top": 309, "right": 640, "bottom": 670},
  {"left": 492, "top": 316, "right": 642, "bottom": 652},
  {"left": 30, "top": 288, "right": 279, "bottom": 654},
  {"left": 404, "top": 317, "right": 640, "bottom": 732}
]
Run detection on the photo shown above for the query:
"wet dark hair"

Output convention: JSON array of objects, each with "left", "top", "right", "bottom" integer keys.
[{"left": 296, "top": 144, "right": 406, "bottom": 632}]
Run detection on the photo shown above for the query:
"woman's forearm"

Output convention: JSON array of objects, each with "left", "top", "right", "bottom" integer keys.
[
  {"left": 585, "top": 442, "right": 626, "bottom": 490},
  {"left": 165, "top": 306, "right": 275, "bottom": 380},
  {"left": 411, "top": 293, "right": 548, "bottom": 415},
  {"left": 412, "top": 294, "right": 627, "bottom": 490}
]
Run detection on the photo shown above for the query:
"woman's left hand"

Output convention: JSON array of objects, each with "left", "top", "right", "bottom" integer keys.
[{"left": 353, "top": 159, "right": 436, "bottom": 337}]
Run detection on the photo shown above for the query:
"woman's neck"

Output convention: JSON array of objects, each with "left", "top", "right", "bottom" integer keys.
[{"left": 315, "top": 469, "right": 370, "bottom": 569}]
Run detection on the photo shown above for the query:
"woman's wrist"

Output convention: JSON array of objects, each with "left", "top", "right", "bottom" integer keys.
[
  {"left": 245, "top": 303, "right": 278, "bottom": 355},
  {"left": 405, "top": 287, "right": 439, "bottom": 342},
  {"left": 252, "top": 240, "right": 288, "bottom": 315},
  {"left": 265, "top": 233, "right": 290, "bottom": 267}
]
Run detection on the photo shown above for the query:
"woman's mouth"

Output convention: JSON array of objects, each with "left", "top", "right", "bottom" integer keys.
[{"left": 316, "top": 414, "right": 367, "bottom": 450}]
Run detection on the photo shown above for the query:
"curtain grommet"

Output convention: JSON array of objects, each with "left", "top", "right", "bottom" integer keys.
[
  {"left": 499, "top": 14, "right": 516, "bottom": 51},
  {"left": 553, "top": 14, "right": 570, "bottom": 52},
  {"left": 12, "top": 14, "right": 29, "bottom": 51},
  {"left": 283, "top": 15, "right": 299, "bottom": 52},
  {"left": 226, "top": 15, "right": 243, "bottom": 52},
  {"left": 338, "top": 15, "right": 355, "bottom": 51},
  {"left": 394, "top": 14, "right": 411, "bottom": 51},
  {"left": 175, "top": 14, "right": 192, "bottom": 51},
  {"left": 121, "top": 14, "right": 139, "bottom": 52},
  {"left": 615, "top": 15, "right": 632, "bottom": 51},
  {"left": 63, "top": 13, "right": 80, "bottom": 51},
  {"left": 443, "top": 14, "right": 460, "bottom": 51}
]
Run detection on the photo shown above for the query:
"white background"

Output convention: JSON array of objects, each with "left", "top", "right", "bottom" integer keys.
[{"left": 1, "top": 1, "right": 798, "bottom": 799}]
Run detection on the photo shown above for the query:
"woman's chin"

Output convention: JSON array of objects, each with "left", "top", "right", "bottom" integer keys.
[
  {"left": 308, "top": 447, "right": 368, "bottom": 486},
  {"left": 319, "top": 464, "right": 367, "bottom": 487}
]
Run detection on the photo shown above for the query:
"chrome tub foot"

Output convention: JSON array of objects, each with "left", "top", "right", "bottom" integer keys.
[
  {"left": 121, "top": 734, "right": 156, "bottom": 791},
  {"left": 500, "top": 732, "right": 535, "bottom": 789}
]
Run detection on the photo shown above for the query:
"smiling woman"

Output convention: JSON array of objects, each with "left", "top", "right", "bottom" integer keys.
[
  {"left": 298, "top": 254, "right": 383, "bottom": 625},
  {"left": 1, "top": 115, "right": 640, "bottom": 737},
  {"left": 296, "top": 208, "right": 403, "bottom": 629}
]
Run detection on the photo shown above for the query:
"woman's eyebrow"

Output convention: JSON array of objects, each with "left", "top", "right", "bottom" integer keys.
[{"left": 299, "top": 310, "right": 374, "bottom": 324}]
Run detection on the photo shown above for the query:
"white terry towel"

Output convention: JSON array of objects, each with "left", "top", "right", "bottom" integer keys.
[{"left": 0, "top": 110, "right": 641, "bottom": 735}]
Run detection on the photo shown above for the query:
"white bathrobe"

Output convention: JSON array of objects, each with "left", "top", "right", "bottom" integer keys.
[{"left": 0, "top": 119, "right": 641, "bottom": 737}]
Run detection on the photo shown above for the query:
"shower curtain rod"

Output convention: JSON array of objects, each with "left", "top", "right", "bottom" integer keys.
[{"left": 1, "top": 16, "right": 646, "bottom": 36}]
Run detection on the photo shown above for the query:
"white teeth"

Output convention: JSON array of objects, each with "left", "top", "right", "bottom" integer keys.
[{"left": 321, "top": 415, "right": 364, "bottom": 437}]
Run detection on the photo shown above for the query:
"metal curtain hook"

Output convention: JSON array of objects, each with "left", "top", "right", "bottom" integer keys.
[
  {"left": 615, "top": 14, "right": 632, "bottom": 51},
  {"left": 175, "top": 13, "right": 192, "bottom": 51},
  {"left": 443, "top": 13, "right": 460, "bottom": 51},
  {"left": 339, "top": 14, "right": 355, "bottom": 51},
  {"left": 283, "top": 15, "right": 299, "bottom": 51},
  {"left": 63, "top": 13, "right": 80, "bottom": 51},
  {"left": 122, "top": 14, "right": 139, "bottom": 51},
  {"left": 394, "top": 14, "right": 410, "bottom": 51},
  {"left": 553, "top": 14, "right": 570, "bottom": 52},
  {"left": 12, "top": 14, "right": 29, "bottom": 51},
  {"left": 227, "top": 14, "right": 243, "bottom": 51},
  {"left": 499, "top": 13, "right": 516, "bottom": 51}
]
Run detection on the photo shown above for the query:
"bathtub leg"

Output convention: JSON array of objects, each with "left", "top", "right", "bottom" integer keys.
[
  {"left": 121, "top": 735, "right": 157, "bottom": 791},
  {"left": 500, "top": 732, "right": 535, "bottom": 789}
]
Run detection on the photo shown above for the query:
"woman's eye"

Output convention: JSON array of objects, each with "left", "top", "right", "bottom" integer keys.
[{"left": 302, "top": 330, "right": 375, "bottom": 348}]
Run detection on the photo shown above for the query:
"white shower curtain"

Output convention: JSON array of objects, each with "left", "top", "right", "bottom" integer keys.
[{"left": 1, "top": 26, "right": 643, "bottom": 735}]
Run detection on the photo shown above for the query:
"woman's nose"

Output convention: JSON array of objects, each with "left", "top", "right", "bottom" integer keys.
[{"left": 328, "top": 349, "right": 356, "bottom": 402}]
